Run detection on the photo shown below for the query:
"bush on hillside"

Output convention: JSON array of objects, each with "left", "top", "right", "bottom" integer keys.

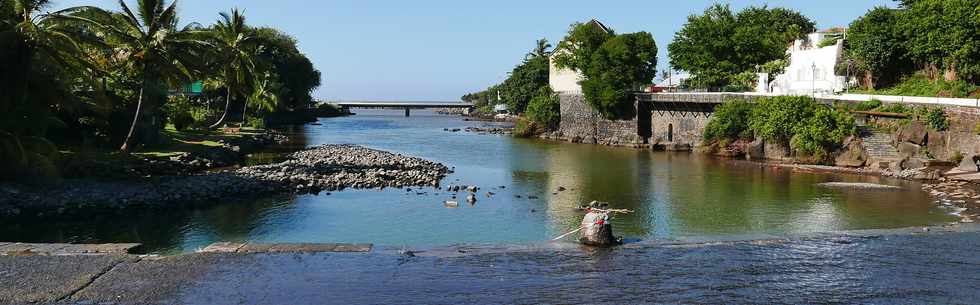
[
  {"left": 703, "top": 99, "right": 754, "bottom": 143},
  {"left": 513, "top": 119, "right": 542, "bottom": 138},
  {"left": 748, "top": 96, "right": 818, "bottom": 142},
  {"left": 790, "top": 106, "right": 857, "bottom": 159},
  {"left": 745, "top": 96, "right": 856, "bottom": 162},
  {"left": 525, "top": 87, "right": 561, "bottom": 130}
]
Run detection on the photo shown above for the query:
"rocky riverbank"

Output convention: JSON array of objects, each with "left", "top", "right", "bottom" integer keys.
[{"left": 0, "top": 145, "right": 450, "bottom": 217}]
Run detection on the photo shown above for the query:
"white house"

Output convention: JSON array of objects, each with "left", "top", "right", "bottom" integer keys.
[
  {"left": 763, "top": 29, "right": 847, "bottom": 95},
  {"left": 549, "top": 19, "right": 611, "bottom": 94}
]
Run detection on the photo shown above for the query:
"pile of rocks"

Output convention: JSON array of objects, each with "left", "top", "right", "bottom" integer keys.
[
  {"left": 237, "top": 145, "right": 451, "bottom": 193},
  {"left": 0, "top": 145, "right": 450, "bottom": 217},
  {"left": 922, "top": 181, "right": 980, "bottom": 223},
  {"left": 464, "top": 127, "right": 512, "bottom": 135}
]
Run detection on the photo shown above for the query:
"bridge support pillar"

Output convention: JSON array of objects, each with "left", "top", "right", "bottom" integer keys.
[{"left": 404, "top": 108, "right": 410, "bottom": 117}]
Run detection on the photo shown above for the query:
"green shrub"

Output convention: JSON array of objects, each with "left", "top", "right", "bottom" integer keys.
[
  {"left": 953, "top": 151, "right": 965, "bottom": 164},
  {"left": 875, "top": 103, "right": 912, "bottom": 114},
  {"left": 512, "top": 119, "right": 541, "bottom": 138},
  {"left": 749, "top": 96, "right": 818, "bottom": 142},
  {"left": 922, "top": 107, "right": 949, "bottom": 131},
  {"left": 170, "top": 111, "right": 194, "bottom": 131},
  {"left": 247, "top": 116, "right": 266, "bottom": 129},
  {"left": 857, "top": 73, "right": 979, "bottom": 98},
  {"left": 789, "top": 106, "right": 857, "bottom": 160},
  {"left": 853, "top": 99, "right": 882, "bottom": 111},
  {"left": 703, "top": 99, "right": 754, "bottom": 143},
  {"left": 748, "top": 96, "right": 856, "bottom": 162},
  {"left": 525, "top": 87, "right": 561, "bottom": 130}
]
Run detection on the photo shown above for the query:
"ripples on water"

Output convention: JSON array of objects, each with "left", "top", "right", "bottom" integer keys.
[
  {"left": 176, "top": 231, "right": 980, "bottom": 304},
  {"left": 0, "top": 110, "right": 961, "bottom": 253}
]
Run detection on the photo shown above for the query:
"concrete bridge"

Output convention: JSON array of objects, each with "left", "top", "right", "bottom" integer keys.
[{"left": 330, "top": 101, "right": 475, "bottom": 117}]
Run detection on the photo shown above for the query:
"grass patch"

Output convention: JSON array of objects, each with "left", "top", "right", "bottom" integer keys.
[{"left": 851, "top": 73, "right": 979, "bottom": 98}]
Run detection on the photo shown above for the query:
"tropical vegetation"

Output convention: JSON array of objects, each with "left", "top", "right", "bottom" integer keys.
[
  {"left": 668, "top": 4, "right": 814, "bottom": 91},
  {"left": 462, "top": 38, "right": 552, "bottom": 115},
  {"left": 0, "top": 0, "right": 321, "bottom": 184},
  {"left": 553, "top": 21, "right": 658, "bottom": 119},
  {"left": 842, "top": 0, "right": 980, "bottom": 97},
  {"left": 703, "top": 97, "right": 857, "bottom": 162}
]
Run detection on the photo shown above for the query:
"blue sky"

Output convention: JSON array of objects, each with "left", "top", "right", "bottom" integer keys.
[{"left": 50, "top": 0, "right": 897, "bottom": 101}]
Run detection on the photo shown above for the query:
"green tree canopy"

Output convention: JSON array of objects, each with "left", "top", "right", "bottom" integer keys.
[
  {"left": 69, "top": 0, "right": 210, "bottom": 151},
  {"left": 251, "top": 27, "right": 321, "bottom": 111},
  {"left": 898, "top": 0, "right": 980, "bottom": 81},
  {"left": 580, "top": 32, "right": 658, "bottom": 119},
  {"left": 553, "top": 21, "right": 657, "bottom": 119},
  {"left": 841, "top": 6, "right": 909, "bottom": 89},
  {"left": 668, "top": 4, "right": 815, "bottom": 90},
  {"left": 463, "top": 39, "right": 552, "bottom": 114}
]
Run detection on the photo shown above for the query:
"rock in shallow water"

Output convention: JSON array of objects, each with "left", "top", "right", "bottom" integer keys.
[{"left": 817, "top": 182, "right": 903, "bottom": 190}]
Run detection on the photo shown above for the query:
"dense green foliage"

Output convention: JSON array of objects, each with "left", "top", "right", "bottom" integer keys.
[
  {"left": 705, "top": 97, "right": 857, "bottom": 162},
  {"left": 748, "top": 97, "right": 856, "bottom": 160},
  {"left": 840, "top": 7, "right": 909, "bottom": 89},
  {"left": 462, "top": 39, "right": 551, "bottom": 114},
  {"left": 512, "top": 119, "right": 541, "bottom": 138},
  {"left": 843, "top": 0, "right": 980, "bottom": 93},
  {"left": 852, "top": 73, "right": 979, "bottom": 98},
  {"left": 789, "top": 106, "right": 857, "bottom": 158},
  {"left": 702, "top": 100, "right": 753, "bottom": 142},
  {"left": 554, "top": 22, "right": 658, "bottom": 119},
  {"left": 899, "top": 0, "right": 980, "bottom": 82},
  {"left": 0, "top": 0, "right": 320, "bottom": 184},
  {"left": 525, "top": 87, "right": 561, "bottom": 130},
  {"left": 668, "top": 4, "right": 814, "bottom": 90},
  {"left": 922, "top": 107, "right": 950, "bottom": 131}
]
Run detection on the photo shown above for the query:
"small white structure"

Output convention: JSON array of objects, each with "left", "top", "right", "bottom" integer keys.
[
  {"left": 549, "top": 19, "right": 611, "bottom": 94},
  {"left": 493, "top": 103, "right": 509, "bottom": 114},
  {"left": 765, "top": 30, "right": 847, "bottom": 95}
]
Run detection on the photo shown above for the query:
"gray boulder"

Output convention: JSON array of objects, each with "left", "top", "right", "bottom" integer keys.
[
  {"left": 896, "top": 121, "right": 928, "bottom": 145},
  {"left": 745, "top": 138, "right": 765, "bottom": 161},
  {"left": 901, "top": 157, "right": 926, "bottom": 170},
  {"left": 957, "top": 154, "right": 980, "bottom": 172},
  {"left": 835, "top": 137, "right": 868, "bottom": 167},
  {"left": 897, "top": 142, "right": 921, "bottom": 159}
]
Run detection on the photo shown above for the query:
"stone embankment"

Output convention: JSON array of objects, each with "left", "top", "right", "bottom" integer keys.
[{"left": 0, "top": 145, "right": 450, "bottom": 217}]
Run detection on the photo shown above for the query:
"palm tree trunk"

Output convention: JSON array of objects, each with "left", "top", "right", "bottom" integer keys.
[
  {"left": 241, "top": 99, "right": 248, "bottom": 127},
  {"left": 120, "top": 87, "right": 145, "bottom": 152},
  {"left": 210, "top": 89, "right": 232, "bottom": 129}
]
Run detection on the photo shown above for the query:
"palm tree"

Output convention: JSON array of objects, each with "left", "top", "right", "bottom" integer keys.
[
  {"left": 67, "top": 0, "right": 208, "bottom": 152},
  {"left": 244, "top": 70, "right": 280, "bottom": 127},
  {"left": 207, "top": 9, "right": 256, "bottom": 129},
  {"left": 0, "top": 0, "right": 91, "bottom": 182},
  {"left": 526, "top": 38, "right": 552, "bottom": 60}
]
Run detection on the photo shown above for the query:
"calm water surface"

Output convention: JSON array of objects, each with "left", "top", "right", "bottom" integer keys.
[{"left": 1, "top": 110, "right": 958, "bottom": 253}]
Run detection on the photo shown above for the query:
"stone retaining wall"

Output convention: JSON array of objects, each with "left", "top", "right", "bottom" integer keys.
[{"left": 556, "top": 94, "right": 646, "bottom": 147}]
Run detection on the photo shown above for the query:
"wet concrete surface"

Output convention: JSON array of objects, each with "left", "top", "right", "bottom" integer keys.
[
  {"left": 2, "top": 231, "right": 980, "bottom": 304},
  {"left": 0, "top": 255, "right": 134, "bottom": 304}
]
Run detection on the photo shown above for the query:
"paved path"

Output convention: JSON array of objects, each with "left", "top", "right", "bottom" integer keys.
[{"left": 2, "top": 232, "right": 980, "bottom": 304}]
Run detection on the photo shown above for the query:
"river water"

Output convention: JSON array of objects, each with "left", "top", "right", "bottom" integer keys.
[{"left": 0, "top": 110, "right": 959, "bottom": 253}]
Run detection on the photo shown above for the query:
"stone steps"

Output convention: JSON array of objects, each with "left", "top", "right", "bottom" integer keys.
[{"left": 860, "top": 127, "right": 901, "bottom": 161}]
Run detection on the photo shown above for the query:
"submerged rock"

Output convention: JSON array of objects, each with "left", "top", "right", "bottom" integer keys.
[{"left": 817, "top": 182, "right": 903, "bottom": 190}]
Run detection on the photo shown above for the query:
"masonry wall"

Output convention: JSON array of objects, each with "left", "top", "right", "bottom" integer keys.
[
  {"left": 650, "top": 112, "right": 711, "bottom": 150},
  {"left": 556, "top": 94, "right": 646, "bottom": 147}
]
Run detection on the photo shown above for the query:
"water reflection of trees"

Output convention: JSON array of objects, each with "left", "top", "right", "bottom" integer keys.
[
  {"left": 0, "top": 196, "right": 295, "bottom": 253},
  {"left": 511, "top": 141, "right": 949, "bottom": 240},
  {"left": 516, "top": 143, "right": 655, "bottom": 238}
]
